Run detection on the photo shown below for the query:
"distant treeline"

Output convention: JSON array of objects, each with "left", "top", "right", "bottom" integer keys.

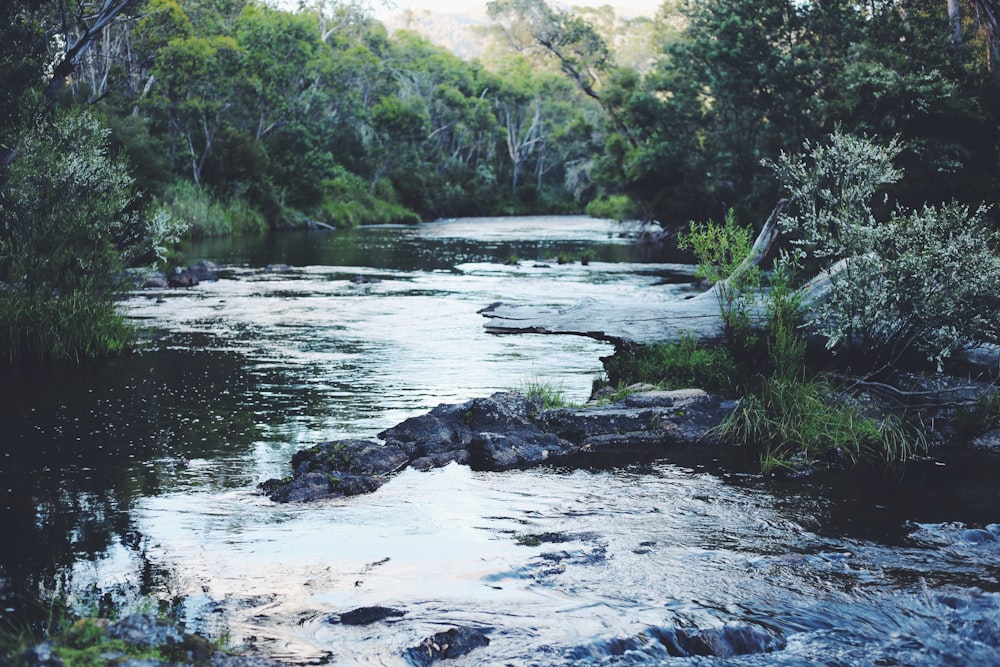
[{"left": 2, "top": 0, "right": 998, "bottom": 236}]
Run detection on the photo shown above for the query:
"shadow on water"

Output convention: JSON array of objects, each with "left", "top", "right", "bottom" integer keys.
[{"left": 1, "top": 218, "right": 998, "bottom": 665}]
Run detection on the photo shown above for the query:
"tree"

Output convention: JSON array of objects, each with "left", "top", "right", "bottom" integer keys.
[
  {"left": 43, "top": 0, "right": 139, "bottom": 104},
  {"left": 149, "top": 35, "right": 245, "bottom": 184},
  {"left": 486, "top": 0, "right": 611, "bottom": 102}
]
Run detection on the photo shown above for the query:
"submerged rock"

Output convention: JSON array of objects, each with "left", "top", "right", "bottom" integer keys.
[
  {"left": 261, "top": 390, "right": 732, "bottom": 503},
  {"left": 330, "top": 606, "right": 406, "bottom": 626},
  {"left": 403, "top": 627, "right": 490, "bottom": 666},
  {"left": 567, "top": 622, "right": 785, "bottom": 662}
]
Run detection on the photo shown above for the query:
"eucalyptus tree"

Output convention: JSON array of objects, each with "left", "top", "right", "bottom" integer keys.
[{"left": 148, "top": 34, "right": 246, "bottom": 184}]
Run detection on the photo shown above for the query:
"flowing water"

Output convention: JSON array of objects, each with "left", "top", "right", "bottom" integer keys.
[{"left": 2, "top": 216, "right": 999, "bottom": 665}]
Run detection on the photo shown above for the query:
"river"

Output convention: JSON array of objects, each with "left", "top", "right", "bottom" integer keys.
[{"left": 1, "top": 216, "right": 999, "bottom": 665}]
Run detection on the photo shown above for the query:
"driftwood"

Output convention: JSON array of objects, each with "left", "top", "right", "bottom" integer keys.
[
  {"left": 480, "top": 201, "right": 1000, "bottom": 379},
  {"left": 481, "top": 201, "right": 790, "bottom": 348}
]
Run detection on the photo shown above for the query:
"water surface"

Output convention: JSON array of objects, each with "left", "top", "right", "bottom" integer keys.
[{"left": 1, "top": 217, "right": 998, "bottom": 665}]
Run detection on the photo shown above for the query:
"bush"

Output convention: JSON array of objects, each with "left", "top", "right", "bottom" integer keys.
[
  {"left": 315, "top": 169, "right": 421, "bottom": 227},
  {"left": 770, "top": 132, "right": 1000, "bottom": 369},
  {"left": 0, "top": 109, "right": 180, "bottom": 361},
  {"left": 585, "top": 194, "right": 639, "bottom": 221}
]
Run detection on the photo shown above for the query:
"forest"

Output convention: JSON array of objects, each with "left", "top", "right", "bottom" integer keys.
[{"left": 0, "top": 0, "right": 999, "bottom": 361}]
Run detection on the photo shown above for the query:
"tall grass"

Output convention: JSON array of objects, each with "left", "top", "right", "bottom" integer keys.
[
  {"left": 603, "top": 334, "right": 741, "bottom": 397},
  {"left": 0, "top": 291, "right": 133, "bottom": 363},
  {"left": 516, "top": 380, "right": 571, "bottom": 410},
  {"left": 722, "top": 374, "right": 921, "bottom": 472},
  {"left": 158, "top": 181, "right": 268, "bottom": 237}
]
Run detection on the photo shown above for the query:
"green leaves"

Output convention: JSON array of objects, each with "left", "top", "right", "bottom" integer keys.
[{"left": 773, "top": 132, "right": 1000, "bottom": 368}]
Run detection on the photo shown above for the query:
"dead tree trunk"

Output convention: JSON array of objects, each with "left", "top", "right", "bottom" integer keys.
[{"left": 481, "top": 200, "right": 790, "bottom": 348}]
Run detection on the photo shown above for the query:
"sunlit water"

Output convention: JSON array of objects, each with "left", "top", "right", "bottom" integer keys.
[{"left": 2, "top": 217, "right": 999, "bottom": 665}]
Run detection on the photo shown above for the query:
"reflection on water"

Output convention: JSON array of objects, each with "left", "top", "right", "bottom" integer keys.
[{"left": 1, "top": 217, "right": 999, "bottom": 665}]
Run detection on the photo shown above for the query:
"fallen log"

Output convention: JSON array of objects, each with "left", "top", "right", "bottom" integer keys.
[{"left": 480, "top": 201, "right": 791, "bottom": 348}]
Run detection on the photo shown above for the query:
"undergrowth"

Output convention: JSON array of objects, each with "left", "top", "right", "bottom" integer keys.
[
  {"left": 0, "top": 291, "right": 134, "bottom": 363},
  {"left": 602, "top": 334, "right": 741, "bottom": 398},
  {"left": 517, "top": 380, "right": 571, "bottom": 410}
]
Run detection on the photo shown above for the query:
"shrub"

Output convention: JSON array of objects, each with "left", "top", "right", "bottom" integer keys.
[
  {"left": 679, "top": 208, "right": 761, "bottom": 349},
  {"left": 770, "top": 132, "right": 1000, "bottom": 369},
  {"left": 0, "top": 109, "right": 181, "bottom": 361}
]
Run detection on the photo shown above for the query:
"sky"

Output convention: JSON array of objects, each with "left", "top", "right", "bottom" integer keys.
[{"left": 372, "top": 0, "right": 664, "bottom": 20}]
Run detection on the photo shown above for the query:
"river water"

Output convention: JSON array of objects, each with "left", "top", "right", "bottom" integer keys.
[{"left": 1, "top": 216, "right": 999, "bottom": 665}]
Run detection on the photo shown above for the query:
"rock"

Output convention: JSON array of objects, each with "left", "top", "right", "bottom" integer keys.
[
  {"left": 142, "top": 273, "right": 169, "bottom": 289},
  {"left": 18, "top": 643, "right": 62, "bottom": 667},
  {"left": 263, "top": 390, "right": 732, "bottom": 503},
  {"left": 330, "top": 606, "right": 406, "bottom": 626},
  {"left": 189, "top": 260, "right": 220, "bottom": 282},
  {"left": 568, "top": 622, "right": 785, "bottom": 662},
  {"left": 107, "top": 614, "right": 185, "bottom": 649},
  {"left": 168, "top": 268, "right": 198, "bottom": 288},
  {"left": 403, "top": 627, "right": 490, "bottom": 666},
  {"left": 969, "top": 428, "right": 1000, "bottom": 454},
  {"left": 264, "top": 264, "right": 293, "bottom": 273},
  {"left": 350, "top": 275, "right": 381, "bottom": 284}
]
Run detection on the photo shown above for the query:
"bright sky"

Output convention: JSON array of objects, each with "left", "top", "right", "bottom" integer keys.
[{"left": 373, "top": 0, "right": 663, "bottom": 20}]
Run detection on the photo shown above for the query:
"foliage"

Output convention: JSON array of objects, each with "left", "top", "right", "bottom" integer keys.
[
  {"left": 719, "top": 251, "right": 920, "bottom": 471},
  {"left": 0, "top": 109, "right": 185, "bottom": 361},
  {"left": 602, "top": 334, "right": 739, "bottom": 397},
  {"left": 585, "top": 194, "right": 639, "bottom": 221},
  {"left": 772, "top": 132, "right": 1000, "bottom": 369},
  {"left": 679, "top": 209, "right": 761, "bottom": 348}
]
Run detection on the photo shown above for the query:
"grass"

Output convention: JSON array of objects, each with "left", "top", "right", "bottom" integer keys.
[
  {"left": 0, "top": 291, "right": 134, "bottom": 363},
  {"left": 602, "top": 334, "right": 741, "bottom": 397},
  {"left": 721, "top": 372, "right": 924, "bottom": 473},
  {"left": 516, "top": 380, "right": 571, "bottom": 410}
]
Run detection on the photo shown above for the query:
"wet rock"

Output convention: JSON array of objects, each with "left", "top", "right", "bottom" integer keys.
[
  {"left": 350, "top": 275, "right": 381, "bottom": 284},
  {"left": 189, "top": 260, "right": 220, "bottom": 282},
  {"left": 261, "top": 440, "right": 410, "bottom": 502},
  {"left": 264, "top": 390, "right": 732, "bottom": 503},
  {"left": 969, "top": 428, "right": 1000, "bottom": 453},
  {"left": 330, "top": 606, "right": 406, "bottom": 626},
  {"left": 403, "top": 627, "right": 490, "bottom": 666},
  {"left": 168, "top": 268, "right": 199, "bottom": 288},
  {"left": 107, "top": 614, "right": 186, "bottom": 649},
  {"left": 569, "top": 622, "right": 785, "bottom": 662}
]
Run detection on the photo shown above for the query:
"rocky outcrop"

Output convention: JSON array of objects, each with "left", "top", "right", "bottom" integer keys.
[
  {"left": 260, "top": 389, "right": 735, "bottom": 503},
  {"left": 403, "top": 627, "right": 491, "bottom": 666}
]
